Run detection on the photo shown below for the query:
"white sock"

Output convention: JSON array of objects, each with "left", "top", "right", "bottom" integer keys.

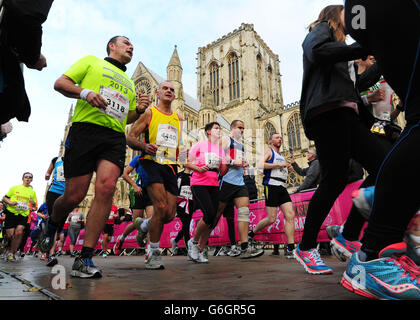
[
  {"left": 410, "top": 233, "right": 420, "bottom": 244},
  {"left": 149, "top": 242, "right": 159, "bottom": 253},
  {"left": 141, "top": 218, "right": 150, "bottom": 232}
]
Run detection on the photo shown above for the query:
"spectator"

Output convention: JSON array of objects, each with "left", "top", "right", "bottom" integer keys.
[
  {"left": 0, "top": 0, "right": 53, "bottom": 125},
  {"left": 67, "top": 206, "right": 85, "bottom": 257},
  {"left": 290, "top": 149, "right": 321, "bottom": 193}
]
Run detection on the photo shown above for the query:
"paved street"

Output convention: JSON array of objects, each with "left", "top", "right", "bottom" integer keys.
[{"left": 0, "top": 250, "right": 361, "bottom": 301}]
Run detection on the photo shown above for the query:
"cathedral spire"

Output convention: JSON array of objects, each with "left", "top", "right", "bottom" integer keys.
[{"left": 168, "top": 45, "right": 182, "bottom": 69}]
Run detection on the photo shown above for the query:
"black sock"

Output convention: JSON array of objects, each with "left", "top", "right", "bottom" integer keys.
[
  {"left": 81, "top": 247, "right": 94, "bottom": 259},
  {"left": 287, "top": 243, "right": 295, "bottom": 251},
  {"left": 273, "top": 244, "right": 279, "bottom": 252},
  {"left": 241, "top": 242, "right": 248, "bottom": 251},
  {"left": 248, "top": 231, "right": 255, "bottom": 239}
]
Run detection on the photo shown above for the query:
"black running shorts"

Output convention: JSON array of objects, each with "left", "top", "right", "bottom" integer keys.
[
  {"left": 219, "top": 181, "right": 249, "bottom": 203},
  {"left": 64, "top": 122, "right": 126, "bottom": 178},
  {"left": 129, "top": 188, "right": 153, "bottom": 210},
  {"left": 4, "top": 209, "right": 28, "bottom": 230},
  {"left": 264, "top": 184, "right": 292, "bottom": 207},
  {"left": 139, "top": 159, "right": 178, "bottom": 196}
]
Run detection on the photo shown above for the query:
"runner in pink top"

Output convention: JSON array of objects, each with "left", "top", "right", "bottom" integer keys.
[{"left": 186, "top": 122, "right": 228, "bottom": 263}]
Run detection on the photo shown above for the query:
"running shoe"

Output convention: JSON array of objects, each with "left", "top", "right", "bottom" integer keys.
[
  {"left": 196, "top": 251, "right": 209, "bottom": 264},
  {"left": 215, "top": 246, "right": 228, "bottom": 256},
  {"left": 326, "top": 225, "right": 342, "bottom": 240},
  {"left": 240, "top": 245, "right": 264, "bottom": 259},
  {"left": 331, "top": 233, "right": 362, "bottom": 262},
  {"left": 294, "top": 244, "right": 333, "bottom": 274},
  {"left": 102, "top": 252, "right": 108, "bottom": 258},
  {"left": 145, "top": 250, "right": 165, "bottom": 270},
  {"left": 170, "top": 238, "right": 178, "bottom": 256},
  {"left": 46, "top": 255, "right": 58, "bottom": 267},
  {"left": 113, "top": 235, "right": 125, "bottom": 255},
  {"left": 284, "top": 248, "right": 295, "bottom": 259},
  {"left": 134, "top": 217, "right": 148, "bottom": 248},
  {"left": 6, "top": 253, "right": 16, "bottom": 262},
  {"left": 38, "top": 224, "right": 56, "bottom": 254},
  {"left": 187, "top": 238, "right": 199, "bottom": 261},
  {"left": 352, "top": 186, "right": 375, "bottom": 220},
  {"left": 227, "top": 245, "right": 241, "bottom": 257},
  {"left": 70, "top": 257, "right": 102, "bottom": 278},
  {"left": 341, "top": 242, "right": 420, "bottom": 300}
]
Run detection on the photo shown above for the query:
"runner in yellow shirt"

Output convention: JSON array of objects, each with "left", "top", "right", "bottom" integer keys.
[
  {"left": 2, "top": 172, "right": 37, "bottom": 262},
  {"left": 127, "top": 81, "right": 182, "bottom": 270}
]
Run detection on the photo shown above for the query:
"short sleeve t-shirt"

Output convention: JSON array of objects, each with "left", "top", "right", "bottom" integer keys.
[
  {"left": 6, "top": 185, "right": 37, "bottom": 217},
  {"left": 189, "top": 141, "right": 226, "bottom": 187},
  {"left": 64, "top": 55, "right": 137, "bottom": 134},
  {"left": 129, "top": 155, "right": 146, "bottom": 187}
]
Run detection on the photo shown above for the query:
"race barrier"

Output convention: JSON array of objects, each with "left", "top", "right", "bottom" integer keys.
[{"left": 25, "top": 180, "right": 420, "bottom": 251}]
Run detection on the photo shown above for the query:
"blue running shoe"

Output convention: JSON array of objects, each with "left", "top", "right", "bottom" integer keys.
[
  {"left": 331, "top": 233, "right": 361, "bottom": 262},
  {"left": 294, "top": 244, "right": 333, "bottom": 275},
  {"left": 352, "top": 187, "right": 375, "bottom": 220},
  {"left": 341, "top": 242, "right": 420, "bottom": 300}
]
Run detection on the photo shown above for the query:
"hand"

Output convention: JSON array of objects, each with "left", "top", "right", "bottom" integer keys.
[
  {"left": 232, "top": 159, "right": 246, "bottom": 167},
  {"left": 289, "top": 155, "right": 295, "bottom": 163},
  {"left": 137, "top": 94, "right": 150, "bottom": 111},
  {"left": 27, "top": 53, "right": 47, "bottom": 71},
  {"left": 291, "top": 187, "right": 298, "bottom": 193},
  {"left": 287, "top": 165, "right": 293, "bottom": 172},
  {"left": 145, "top": 143, "right": 158, "bottom": 155},
  {"left": 134, "top": 185, "right": 143, "bottom": 196},
  {"left": 367, "top": 89, "right": 385, "bottom": 103},
  {"left": 196, "top": 165, "right": 209, "bottom": 173},
  {"left": 45, "top": 172, "right": 51, "bottom": 180},
  {"left": 10, "top": 201, "right": 18, "bottom": 206},
  {"left": 87, "top": 92, "right": 108, "bottom": 110}
]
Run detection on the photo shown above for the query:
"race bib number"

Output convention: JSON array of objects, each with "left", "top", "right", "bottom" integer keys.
[
  {"left": 56, "top": 165, "right": 65, "bottom": 182},
  {"left": 16, "top": 202, "right": 29, "bottom": 212},
  {"left": 205, "top": 153, "right": 221, "bottom": 169},
  {"left": 180, "top": 186, "right": 193, "bottom": 200},
  {"left": 156, "top": 124, "right": 178, "bottom": 148},
  {"left": 99, "top": 86, "right": 129, "bottom": 123},
  {"left": 279, "top": 168, "right": 289, "bottom": 180}
]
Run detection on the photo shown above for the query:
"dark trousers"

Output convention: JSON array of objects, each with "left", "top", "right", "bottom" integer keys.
[
  {"left": 300, "top": 108, "right": 390, "bottom": 250},
  {"left": 345, "top": 0, "right": 420, "bottom": 254}
]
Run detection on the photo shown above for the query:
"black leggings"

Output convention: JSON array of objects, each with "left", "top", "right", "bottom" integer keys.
[
  {"left": 345, "top": 0, "right": 420, "bottom": 254},
  {"left": 191, "top": 185, "right": 219, "bottom": 227},
  {"left": 223, "top": 203, "right": 237, "bottom": 246},
  {"left": 175, "top": 201, "right": 194, "bottom": 244},
  {"left": 300, "top": 108, "right": 390, "bottom": 250}
]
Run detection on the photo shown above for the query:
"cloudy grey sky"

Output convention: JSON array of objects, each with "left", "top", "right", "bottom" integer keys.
[{"left": 1, "top": 0, "right": 339, "bottom": 202}]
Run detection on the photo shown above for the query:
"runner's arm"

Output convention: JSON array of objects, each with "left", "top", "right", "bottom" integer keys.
[
  {"left": 122, "top": 165, "right": 142, "bottom": 195},
  {"left": 45, "top": 160, "right": 54, "bottom": 181},
  {"left": 126, "top": 94, "right": 151, "bottom": 124},
  {"left": 54, "top": 75, "right": 107, "bottom": 109},
  {"left": 126, "top": 109, "right": 155, "bottom": 152},
  {"left": 2, "top": 196, "right": 17, "bottom": 206}
]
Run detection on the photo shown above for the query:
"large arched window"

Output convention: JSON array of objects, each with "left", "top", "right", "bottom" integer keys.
[
  {"left": 228, "top": 53, "right": 240, "bottom": 101},
  {"left": 287, "top": 113, "right": 302, "bottom": 150},
  {"left": 264, "top": 122, "right": 277, "bottom": 144},
  {"left": 209, "top": 62, "right": 220, "bottom": 106}
]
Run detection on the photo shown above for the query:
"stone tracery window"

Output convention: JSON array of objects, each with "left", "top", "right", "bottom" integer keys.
[
  {"left": 228, "top": 53, "right": 240, "bottom": 101},
  {"left": 264, "top": 121, "right": 277, "bottom": 143},
  {"left": 287, "top": 113, "right": 302, "bottom": 151},
  {"left": 209, "top": 62, "right": 220, "bottom": 106}
]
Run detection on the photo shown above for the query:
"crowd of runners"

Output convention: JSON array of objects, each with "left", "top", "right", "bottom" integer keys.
[{"left": 0, "top": 1, "right": 419, "bottom": 300}]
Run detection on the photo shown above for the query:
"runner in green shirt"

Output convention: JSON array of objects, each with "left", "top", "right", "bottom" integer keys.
[
  {"left": 39, "top": 36, "right": 150, "bottom": 278},
  {"left": 2, "top": 172, "right": 37, "bottom": 262}
]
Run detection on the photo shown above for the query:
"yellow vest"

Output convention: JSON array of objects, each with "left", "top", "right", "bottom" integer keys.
[{"left": 142, "top": 106, "right": 180, "bottom": 164}]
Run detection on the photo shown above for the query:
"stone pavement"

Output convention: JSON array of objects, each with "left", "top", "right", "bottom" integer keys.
[{"left": 0, "top": 250, "right": 362, "bottom": 301}]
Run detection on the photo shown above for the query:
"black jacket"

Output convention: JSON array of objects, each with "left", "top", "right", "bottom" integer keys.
[{"left": 300, "top": 21, "right": 370, "bottom": 139}]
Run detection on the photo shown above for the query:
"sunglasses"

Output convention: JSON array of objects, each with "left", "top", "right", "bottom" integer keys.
[{"left": 24, "top": 176, "right": 33, "bottom": 179}]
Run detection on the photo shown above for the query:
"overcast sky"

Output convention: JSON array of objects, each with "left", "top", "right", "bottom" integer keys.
[{"left": 1, "top": 0, "right": 339, "bottom": 203}]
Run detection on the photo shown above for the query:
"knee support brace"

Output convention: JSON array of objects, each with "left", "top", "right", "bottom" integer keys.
[{"left": 237, "top": 207, "right": 250, "bottom": 223}]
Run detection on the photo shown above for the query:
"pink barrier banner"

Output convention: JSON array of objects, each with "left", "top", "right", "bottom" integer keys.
[{"left": 25, "top": 180, "right": 420, "bottom": 251}]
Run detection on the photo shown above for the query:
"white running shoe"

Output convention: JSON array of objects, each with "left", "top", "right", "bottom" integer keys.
[
  {"left": 145, "top": 250, "right": 165, "bottom": 270},
  {"left": 187, "top": 239, "right": 199, "bottom": 261}
]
